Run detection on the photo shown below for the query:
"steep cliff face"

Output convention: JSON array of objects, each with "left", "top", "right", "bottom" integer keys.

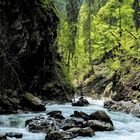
[
  {"left": 80, "top": 61, "right": 140, "bottom": 102},
  {"left": 0, "top": 0, "right": 74, "bottom": 109}
]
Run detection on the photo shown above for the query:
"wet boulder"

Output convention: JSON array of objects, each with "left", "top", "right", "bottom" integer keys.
[
  {"left": 70, "top": 111, "right": 89, "bottom": 120},
  {"left": 63, "top": 117, "right": 85, "bottom": 129},
  {"left": 87, "top": 111, "right": 114, "bottom": 131},
  {"left": 5, "top": 132, "right": 23, "bottom": 138},
  {"left": 47, "top": 111, "right": 65, "bottom": 120},
  {"left": 89, "top": 111, "right": 113, "bottom": 125},
  {"left": 62, "top": 119, "right": 76, "bottom": 130},
  {"left": 66, "top": 127, "right": 81, "bottom": 136},
  {"left": 72, "top": 97, "right": 90, "bottom": 106},
  {"left": 67, "top": 127, "right": 95, "bottom": 137},
  {"left": 21, "top": 93, "right": 46, "bottom": 111},
  {"left": 45, "top": 131, "right": 65, "bottom": 140},
  {"left": 45, "top": 130, "right": 75, "bottom": 140},
  {"left": 25, "top": 115, "right": 45, "bottom": 127},
  {"left": 79, "top": 127, "right": 95, "bottom": 137},
  {"left": 26, "top": 116, "right": 63, "bottom": 133},
  {"left": 45, "top": 130, "right": 65, "bottom": 140},
  {"left": 86, "top": 120, "right": 114, "bottom": 131},
  {"left": 47, "top": 111, "right": 62, "bottom": 116}
]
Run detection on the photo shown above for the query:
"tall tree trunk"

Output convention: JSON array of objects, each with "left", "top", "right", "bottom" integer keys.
[
  {"left": 85, "top": 0, "right": 95, "bottom": 74},
  {"left": 133, "top": 0, "right": 140, "bottom": 30},
  {"left": 66, "top": 0, "right": 80, "bottom": 72}
]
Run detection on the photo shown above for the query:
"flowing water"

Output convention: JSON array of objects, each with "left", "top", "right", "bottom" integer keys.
[{"left": 0, "top": 98, "right": 140, "bottom": 140}]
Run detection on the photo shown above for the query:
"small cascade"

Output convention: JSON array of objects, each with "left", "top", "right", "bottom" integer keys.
[{"left": 0, "top": 98, "right": 140, "bottom": 140}]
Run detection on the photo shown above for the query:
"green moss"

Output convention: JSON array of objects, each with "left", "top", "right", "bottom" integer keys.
[{"left": 23, "top": 93, "right": 35, "bottom": 101}]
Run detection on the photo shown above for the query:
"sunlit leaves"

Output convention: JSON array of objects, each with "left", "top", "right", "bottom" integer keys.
[{"left": 55, "top": 0, "right": 140, "bottom": 82}]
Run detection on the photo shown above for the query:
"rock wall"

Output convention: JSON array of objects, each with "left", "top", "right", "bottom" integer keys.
[
  {"left": 80, "top": 63, "right": 140, "bottom": 102},
  {"left": 0, "top": 0, "right": 74, "bottom": 113}
]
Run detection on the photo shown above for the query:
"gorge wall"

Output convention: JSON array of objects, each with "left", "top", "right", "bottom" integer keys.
[{"left": 0, "top": 0, "right": 74, "bottom": 114}]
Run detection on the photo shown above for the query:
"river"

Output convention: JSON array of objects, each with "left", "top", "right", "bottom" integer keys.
[{"left": 0, "top": 98, "right": 140, "bottom": 140}]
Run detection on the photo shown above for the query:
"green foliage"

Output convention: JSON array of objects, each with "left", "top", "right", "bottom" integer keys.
[{"left": 54, "top": 0, "right": 140, "bottom": 85}]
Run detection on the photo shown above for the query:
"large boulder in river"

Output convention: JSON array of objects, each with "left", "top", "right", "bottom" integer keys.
[
  {"left": 45, "top": 130, "right": 65, "bottom": 140},
  {"left": 47, "top": 111, "right": 65, "bottom": 119},
  {"left": 70, "top": 111, "right": 89, "bottom": 120},
  {"left": 26, "top": 116, "right": 64, "bottom": 133},
  {"left": 67, "top": 127, "right": 95, "bottom": 137},
  {"left": 89, "top": 111, "right": 113, "bottom": 125},
  {"left": 45, "top": 130, "right": 75, "bottom": 140},
  {"left": 21, "top": 93, "right": 46, "bottom": 111},
  {"left": 86, "top": 120, "right": 114, "bottom": 131},
  {"left": 46, "top": 127, "right": 95, "bottom": 140},
  {"left": 72, "top": 97, "right": 90, "bottom": 106},
  {"left": 85, "top": 111, "right": 114, "bottom": 131}
]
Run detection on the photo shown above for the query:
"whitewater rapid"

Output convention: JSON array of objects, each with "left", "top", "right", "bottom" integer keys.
[{"left": 0, "top": 98, "right": 140, "bottom": 140}]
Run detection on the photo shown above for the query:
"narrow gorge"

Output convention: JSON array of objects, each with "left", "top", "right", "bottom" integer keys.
[{"left": 0, "top": 0, "right": 140, "bottom": 140}]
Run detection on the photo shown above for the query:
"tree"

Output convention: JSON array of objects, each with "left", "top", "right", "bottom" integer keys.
[
  {"left": 133, "top": 0, "right": 140, "bottom": 30},
  {"left": 66, "top": 0, "right": 80, "bottom": 72},
  {"left": 83, "top": 0, "right": 95, "bottom": 74}
]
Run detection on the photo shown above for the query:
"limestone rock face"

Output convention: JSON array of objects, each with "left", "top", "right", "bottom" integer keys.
[
  {"left": 0, "top": 0, "right": 59, "bottom": 91},
  {"left": 0, "top": 0, "right": 74, "bottom": 113}
]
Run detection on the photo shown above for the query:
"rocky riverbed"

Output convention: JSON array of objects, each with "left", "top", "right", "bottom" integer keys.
[{"left": 0, "top": 98, "right": 140, "bottom": 140}]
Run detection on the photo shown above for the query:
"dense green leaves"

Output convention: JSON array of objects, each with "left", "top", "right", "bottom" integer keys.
[{"left": 54, "top": 0, "right": 140, "bottom": 85}]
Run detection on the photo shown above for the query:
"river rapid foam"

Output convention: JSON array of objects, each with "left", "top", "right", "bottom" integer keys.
[{"left": 0, "top": 97, "right": 140, "bottom": 140}]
